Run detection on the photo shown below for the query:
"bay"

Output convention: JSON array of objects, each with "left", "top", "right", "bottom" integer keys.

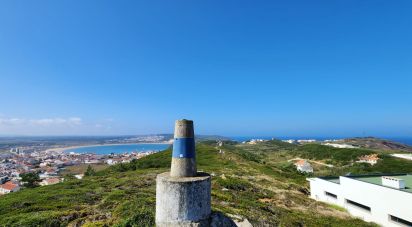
[{"left": 65, "top": 143, "right": 170, "bottom": 155}]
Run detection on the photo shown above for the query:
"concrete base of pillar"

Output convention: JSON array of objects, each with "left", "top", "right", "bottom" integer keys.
[
  {"left": 155, "top": 172, "right": 211, "bottom": 226},
  {"left": 156, "top": 212, "right": 238, "bottom": 227},
  {"left": 155, "top": 219, "right": 209, "bottom": 227},
  {"left": 171, "top": 158, "right": 197, "bottom": 177}
]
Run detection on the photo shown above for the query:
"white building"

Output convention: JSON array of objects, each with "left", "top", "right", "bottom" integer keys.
[
  {"left": 323, "top": 143, "right": 357, "bottom": 149},
  {"left": 217, "top": 141, "right": 223, "bottom": 147},
  {"left": 282, "top": 139, "right": 296, "bottom": 144},
  {"left": 40, "top": 177, "right": 61, "bottom": 186},
  {"left": 106, "top": 159, "right": 118, "bottom": 165},
  {"left": 297, "top": 139, "right": 317, "bottom": 144},
  {"left": 356, "top": 154, "right": 380, "bottom": 166},
  {"left": 308, "top": 174, "right": 412, "bottom": 227},
  {"left": 391, "top": 153, "right": 412, "bottom": 161},
  {"left": 247, "top": 139, "right": 266, "bottom": 145},
  {"left": 294, "top": 160, "right": 313, "bottom": 173},
  {"left": 74, "top": 174, "right": 84, "bottom": 179},
  {"left": 84, "top": 159, "right": 100, "bottom": 164}
]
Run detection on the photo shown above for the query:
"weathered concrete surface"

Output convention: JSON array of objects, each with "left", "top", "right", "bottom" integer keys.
[
  {"left": 155, "top": 211, "right": 237, "bottom": 227},
  {"left": 228, "top": 214, "right": 253, "bottom": 227},
  {"left": 174, "top": 119, "right": 194, "bottom": 138},
  {"left": 171, "top": 158, "right": 197, "bottom": 177},
  {"left": 209, "top": 212, "right": 238, "bottom": 227},
  {"left": 156, "top": 172, "right": 211, "bottom": 226},
  {"left": 171, "top": 119, "right": 197, "bottom": 177}
]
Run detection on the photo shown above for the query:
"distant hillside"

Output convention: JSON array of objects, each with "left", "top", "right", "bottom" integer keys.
[
  {"left": 150, "top": 134, "right": 231, "bottom": 141},
  {"left": 196, "top": 134, "right": 231, "bottom": 141},
  {"left": 237, "top": 140, "right": 412, "bottom": 173},
  {"left": 338, "top": 137, "right": 412, "bottom": 153},
  {"left": 0, "top": 141, "right": 381, "bottom": 227},
  {"left": 3, "top": 139, "right": 412, "bottom": 226},
  {"left": 0, "top": 134, "right": 230, "bottom": 152}
]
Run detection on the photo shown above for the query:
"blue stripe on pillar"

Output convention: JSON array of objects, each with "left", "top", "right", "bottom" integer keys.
[{"left": 172, "top": 138, "right": 195, "bottom": 158}]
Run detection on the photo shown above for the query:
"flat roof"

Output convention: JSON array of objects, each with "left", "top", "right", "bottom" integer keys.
[
  {"left": 352, "top": 174, "right": 412, "bottom": 193},
  {"left": 317, "top": 176, "right": 340, "bottom": 184},
  {"left": 320, "top": 174, "right": 412, "bottom": 193}
]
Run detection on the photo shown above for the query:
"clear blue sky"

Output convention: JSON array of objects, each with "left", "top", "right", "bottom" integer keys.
[{"left": 0, "top": 1, "right": 411, "bottom": 137}]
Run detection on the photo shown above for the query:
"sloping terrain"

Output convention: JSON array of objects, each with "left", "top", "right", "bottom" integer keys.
[
  {"left": 1, "top": 141, "right": 404, "bottom": 226},
  {"left": 338, "top": 137, "right": 412, "bottom": 153}
]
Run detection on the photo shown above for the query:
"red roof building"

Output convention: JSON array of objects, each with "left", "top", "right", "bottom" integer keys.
[{"left": 0, "top": 181, "right": 20, "bottom": 194}]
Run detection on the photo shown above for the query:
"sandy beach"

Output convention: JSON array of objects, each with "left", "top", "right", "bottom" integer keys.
[{"left": 45, "top": 142, "right": 172, "bottom": 153}]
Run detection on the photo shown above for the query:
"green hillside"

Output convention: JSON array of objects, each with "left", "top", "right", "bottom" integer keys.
[{"left": 3, "top": 141, "right": 409, "bottom": 226}]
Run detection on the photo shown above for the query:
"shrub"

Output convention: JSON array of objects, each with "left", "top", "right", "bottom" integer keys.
[
  {"left": 21, "top": 172, "right": 41, "bottom": 188},
  {"left": 216, "top": 177, "right": 251, "bottom": 191}
]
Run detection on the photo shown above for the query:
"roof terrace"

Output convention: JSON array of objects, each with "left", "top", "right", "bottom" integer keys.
[{"left": 320, "top": 174, "right": 412, "bottom": 193}]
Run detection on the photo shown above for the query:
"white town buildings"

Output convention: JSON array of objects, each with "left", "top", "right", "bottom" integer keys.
[{"left": 308, "top": 174, "right": 412, "bottom": 227}]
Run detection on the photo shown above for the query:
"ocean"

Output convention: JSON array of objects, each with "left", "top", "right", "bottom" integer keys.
[
  {"left": 65, "top": 143, "right": 171, "bottom": 155},
  {"left": 384, "top": 138, "right": 412, "bottom": 146}
]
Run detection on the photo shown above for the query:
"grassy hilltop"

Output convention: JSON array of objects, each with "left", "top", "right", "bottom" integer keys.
[{"left": 1, "top": 140, "right": 412, "bottom": 226}]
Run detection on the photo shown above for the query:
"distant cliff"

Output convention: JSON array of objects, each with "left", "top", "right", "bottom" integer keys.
[{"left": 339, "top": 137, "right": 412, "bottom": 153}]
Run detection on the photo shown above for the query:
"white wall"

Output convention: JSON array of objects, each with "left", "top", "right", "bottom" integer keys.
[
  {"left": 340, "top": 176, "right": 412, "bottom": 227},
  {"left": 308, "top": 177, "right": 412, "bottom": 227},
  {"left": 308, "top": 178, "right": 342, "bottom": 205}
]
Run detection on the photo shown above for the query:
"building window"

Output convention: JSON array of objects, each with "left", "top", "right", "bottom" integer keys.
[
  {"left": 389, "top": 215, "right": 412, "bottom": 226},
  {"left": 325, "top": 191, "right": 337, "bottom": 199},
  {"left": 345, "top": 199, "right": 371, "bottom": 212}
]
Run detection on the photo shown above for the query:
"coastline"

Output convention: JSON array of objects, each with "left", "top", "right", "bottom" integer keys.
[{"left": 45, "top": 142, "right": 172, "bottom": 153}]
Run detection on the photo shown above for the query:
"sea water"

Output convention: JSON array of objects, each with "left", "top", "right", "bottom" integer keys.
[{"left": 65, "top": 143, "right": 170, "bottom": 155}]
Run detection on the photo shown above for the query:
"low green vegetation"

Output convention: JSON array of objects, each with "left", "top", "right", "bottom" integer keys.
[
  {"left": 293, "top": 144, "right": 373, "bottom": 165},
  {"left": 84, "top": 165, "right": 96, "bottom": 176},
  {"left": 3, "top": 140, "right": 410, "bottom": 226},
  {"left": 345, "top": 154, "right": 412, "bottom": 174},
  {"left": 62, "top": 164, "right": 109, "bottom": 175},
  {"left": 215, "top": 176, "right": 251, "bottom": 191}
]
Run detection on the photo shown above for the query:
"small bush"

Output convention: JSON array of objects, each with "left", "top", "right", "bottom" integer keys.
[
  {"left": 216, "top": 177, "right": 251, "bottom": 191},
  {"left": 115, "top": 207, "right": 154, "bottom": 227}
]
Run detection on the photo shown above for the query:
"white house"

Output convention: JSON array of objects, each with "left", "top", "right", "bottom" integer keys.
[
  {"left": 357, "top": 154, "right": 380, "bottom": 165},
  {"left": 282, "top": 139, "right": 296, "bottom": 144},
  {"left": 323, "top": 143, "right": 357, "bottom": 149},
  {"left": 247, "top": 139, "right": 266, "bottom": 145},
  {"left": 106, "top": 159, "right": 118, "bottom": 165},
  {"left": 74, "top": 174, "right": 84, "bottom": 179},
  {"left": 84, "top": 159, "right": 100, "bottom": 164},
  {"left": 307, "top": 174, "right": 412, "bottom": 227},
  {"left": 217, "top": 141, "right": 223, "bottom": 147},
  {"left": 39, "top": 162, "right": 49, "bottom": 167},
  {"left": 297, "top": 139, "right": 316, "bottom": 144},
  {"left": 40, "top": 177, "right": 61, "bottom": 186},
  {"left": 295, "top": 160, "right": 313, "bottom": 173}
]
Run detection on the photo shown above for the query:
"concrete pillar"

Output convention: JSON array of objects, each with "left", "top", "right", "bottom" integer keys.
[
  {"left": 156, "top": 172, "right": 211, "bottom": 226},
  {"left": 171, "top": 119, "right": 197, "bottom": 177},
  {"left": 156, "top": 119, "right": 212, "bottom": 227}
]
